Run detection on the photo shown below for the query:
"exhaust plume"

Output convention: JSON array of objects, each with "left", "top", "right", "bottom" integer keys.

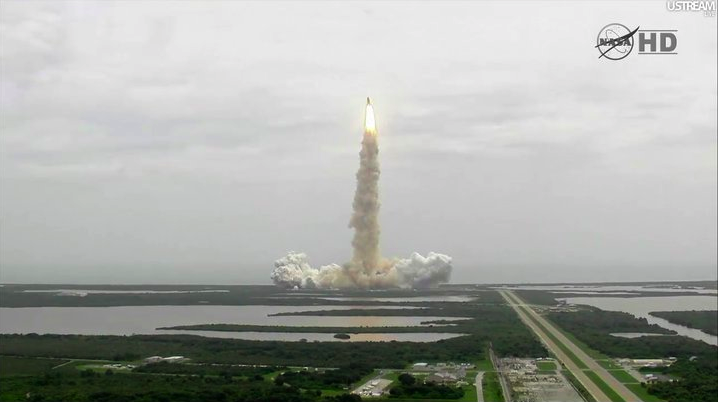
[
  {"left": 349, "top": 98, "right": 381, "bottom": 274},
  {"left": 271, "top": 98, "right": 452, "bottom": 289}
]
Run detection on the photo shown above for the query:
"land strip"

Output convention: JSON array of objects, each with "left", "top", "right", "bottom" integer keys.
[{"left": 500, "top": 290, "right": 643, "bottom": 402}]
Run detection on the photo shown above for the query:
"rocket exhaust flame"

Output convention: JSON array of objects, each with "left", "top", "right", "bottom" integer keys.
[
  {"left": 271, "top": 98, "right": 452, "bottom": 289},
  {"left": 364, "top": 97, "right": 376, "bottom": 134}
]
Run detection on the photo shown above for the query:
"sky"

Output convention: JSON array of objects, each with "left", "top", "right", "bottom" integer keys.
[{"left": 1, "top": 1, "right": 716, "bottom": 285}]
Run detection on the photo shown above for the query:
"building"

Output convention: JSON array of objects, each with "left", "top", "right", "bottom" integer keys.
[
  {"left": 427, "top": 372, "right": 458, "bottom": 384},
  {"left": 144, "top": 355, "right": 187, "bottom": 364},
  {"left": 144, "top": 356, "right": 163, "bottom": 364}
]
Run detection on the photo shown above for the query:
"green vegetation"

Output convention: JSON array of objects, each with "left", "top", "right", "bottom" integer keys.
[
  {"left": 158, "top": 323, "right": 467, "bottom": 334},
  {"left": 4, "top": 284, "right": 715, "bottom": 401},
  {"left": 134, "top": 361, "right": 276, "bottom": 378},
  {"left": 561, "top": 370, "right": 596, "bottom": 402},
  {"left": 275, "top": 364, "right": 372, "bottom": 390},
  {"left": 389, "top": 381, "right": 464, "bottom": 399},
  {"left": 624, "top": 384, "right": 665, "bottom": 402},
  {"left": 0, "top": 369, "right": 361, "bottom": 402},
  {"left": 549, "top": 322, "right": 613, "bottom": 361},
  {"left": 0, "top": 284, "right": 483, "bottom": 308},
  {"left": 387, "top": 373, "right": 466, "bottom": 400},
  {"left": 583, "top": 370, "right": 625, "bottom": 402},
  {"left": 474, "top": 359, "right": 494, "bottom": 371},
  {"left": 605, "top": 369, "right": 637, "bottom": 384},
  {"left": 0, "top": 333, "right": 488, "bottom": 369},
  {"left": 513, "top": 288, "right": 712, "bottom": 306},
  {"left": 536, "top": 360, "right": 556, "bottom": 371},
  {"left": 513, "top": 290, "right": 562, "bottom": 306},
  {"left": 0, "top": 288, "right": 549, "bottom": 401},
  {"left": 1, "top": 300, "right": 547, "bottom": 366},
  {"left": 650, "top": 310, "right": 718, "bottom": 336},
  {"left": 516, "top": 305, "right": 588, "bottom": 369},
  {"left": 547, "top": 308, "right": 715, "bottom": 360},
  {"left": 0, "top": 357, "right": 67, "bottom": 377},
  {"left": 269, "top": 308, "right": 468, "bottom": 317},
  {"left": 597, "top": 360, "right": 621, "bottom": 370},
  {"left": 457, "top": 382, "right": 477, "bottom": 402},
  {"left": 481, "top": 372, "right": 504, "bottom": 402},
  {"left": 552, "top": 307, "right": 673, "bottom": 336},
  {"left": 547, "top": 308, "right": 718, "bottom": 402},
  {"left": 641, "top": 358, "right": 717, "bottom": 402}
]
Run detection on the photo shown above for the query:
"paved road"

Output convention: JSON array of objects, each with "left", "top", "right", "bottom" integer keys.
[
  {"left": 501, "top": 290, "right": 642, "bottom": 402},
  {"left": 489, "top": 346, "right": 511, "bottom": 402},
  {"left": 475, "top": 371, "right": 484, "bottom": 402}
]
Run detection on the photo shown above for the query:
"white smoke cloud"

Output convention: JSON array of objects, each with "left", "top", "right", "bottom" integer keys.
[
  {"left": 395, "top": 252, "right": 452, "bottom": 289},
  {"left": 271, "top": 251, "right": 452, "bottom": 289},
  {"left": 271, "top": 100, "right": 453, "bottom": 289}
]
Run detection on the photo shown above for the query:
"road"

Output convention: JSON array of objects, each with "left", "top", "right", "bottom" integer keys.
[
  {"left": 475, "top": 372, "right": 484, "bottom": 402},
  {"left": 500, "top": 290, "right": 642, "bottom": 402},
  {"left": 488, "top": 346, "right": 511, "bottom": 402}
]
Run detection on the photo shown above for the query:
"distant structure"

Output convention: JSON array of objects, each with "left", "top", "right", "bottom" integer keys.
[{"left": 144, "top": 355, "right": 187, "bottom": 364}]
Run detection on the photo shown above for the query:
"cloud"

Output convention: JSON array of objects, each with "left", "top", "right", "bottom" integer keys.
[{"left": 0, "top": 1, "right": 715, "bottom": 284}]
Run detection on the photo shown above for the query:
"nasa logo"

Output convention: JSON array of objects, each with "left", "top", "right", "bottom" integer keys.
[
  {"left": 596, "top": 23, "right": 637, "bottom": 60},
  {"left": 596, "top": 24, "right": 678, "bottom": 60}
]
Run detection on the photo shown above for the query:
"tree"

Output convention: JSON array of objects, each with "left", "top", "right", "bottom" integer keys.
[{"left": 398, "top": 373, "right": 416, "bottom": 386}]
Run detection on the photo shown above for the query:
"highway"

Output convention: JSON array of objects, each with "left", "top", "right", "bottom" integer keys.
[{"left": 500, "top": 290, "right": 642, "bottom": 402}]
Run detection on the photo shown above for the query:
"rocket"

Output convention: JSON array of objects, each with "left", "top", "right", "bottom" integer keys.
[{"left": 364, "top": 97, "right": 376, "bottom": 134}]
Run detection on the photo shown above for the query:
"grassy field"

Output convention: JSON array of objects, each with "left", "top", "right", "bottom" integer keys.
[
  {"left": 606, "top": 369, "right": 638, "bottom": 384},
  {"left": 625, "top": 383, "right": 665, "bottom": 402},
  {"left": 548, "top": 320, "right": 610, "bottom": 360},
  {"left": 597, "top": 359, "right": 621, "bottom": 370},
  {"left": 481, "top": 371, "right": 504, "bottom": 402},
  {"left": 559, "top": 332, "right": 608, "bottom": 360},
  {"left": 0, "top": 356, "right": 67, "bottom": 376},
  {"left": 536, "top": 360, "right": 556, "bottom": 371},
  {"left": 584, "top": 370, "right": 625, "bottom": 402},
  {"left": 457, "top": 383, "right": 477, "bottom": 402},
  {"left": 352, "top": 369, "right": 379, "bottom": 389},
  {"left": 474, "top": 359, "right": 494, "bottom": 371}
]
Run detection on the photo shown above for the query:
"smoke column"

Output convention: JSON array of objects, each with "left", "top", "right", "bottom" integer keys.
[
  {"left": 271, "top": 98, "right": 452, "bottom": 289},
  {"left": 349, "top": 99, "right": 381, "bottom": 275}
]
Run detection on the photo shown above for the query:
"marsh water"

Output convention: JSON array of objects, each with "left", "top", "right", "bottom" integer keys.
[
  {"left": 503, "top": 285, "right": 717, "bottom": 295},
  {"left": 559, "top": 296, "right": 718, "bottom": 345},
  {"left": 0, "top": 305, "right": 467, "bottom": 342}
]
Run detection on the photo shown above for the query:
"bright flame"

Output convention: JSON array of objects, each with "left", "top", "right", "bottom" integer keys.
[{"left": 365, "top": 103, "right": 376, "bottom": 134}]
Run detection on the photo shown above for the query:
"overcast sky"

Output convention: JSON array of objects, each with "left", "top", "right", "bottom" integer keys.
[{"left": 1, "top": 1, "right": 716, "bottom": 285}]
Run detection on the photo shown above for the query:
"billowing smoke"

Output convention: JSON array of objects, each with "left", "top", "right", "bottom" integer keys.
[
  {"left": 270, "top": 251, "right": 452, "bottom": 290},
  {"left": 271, "top": 99, "right": 453, "bottom": 289}
]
